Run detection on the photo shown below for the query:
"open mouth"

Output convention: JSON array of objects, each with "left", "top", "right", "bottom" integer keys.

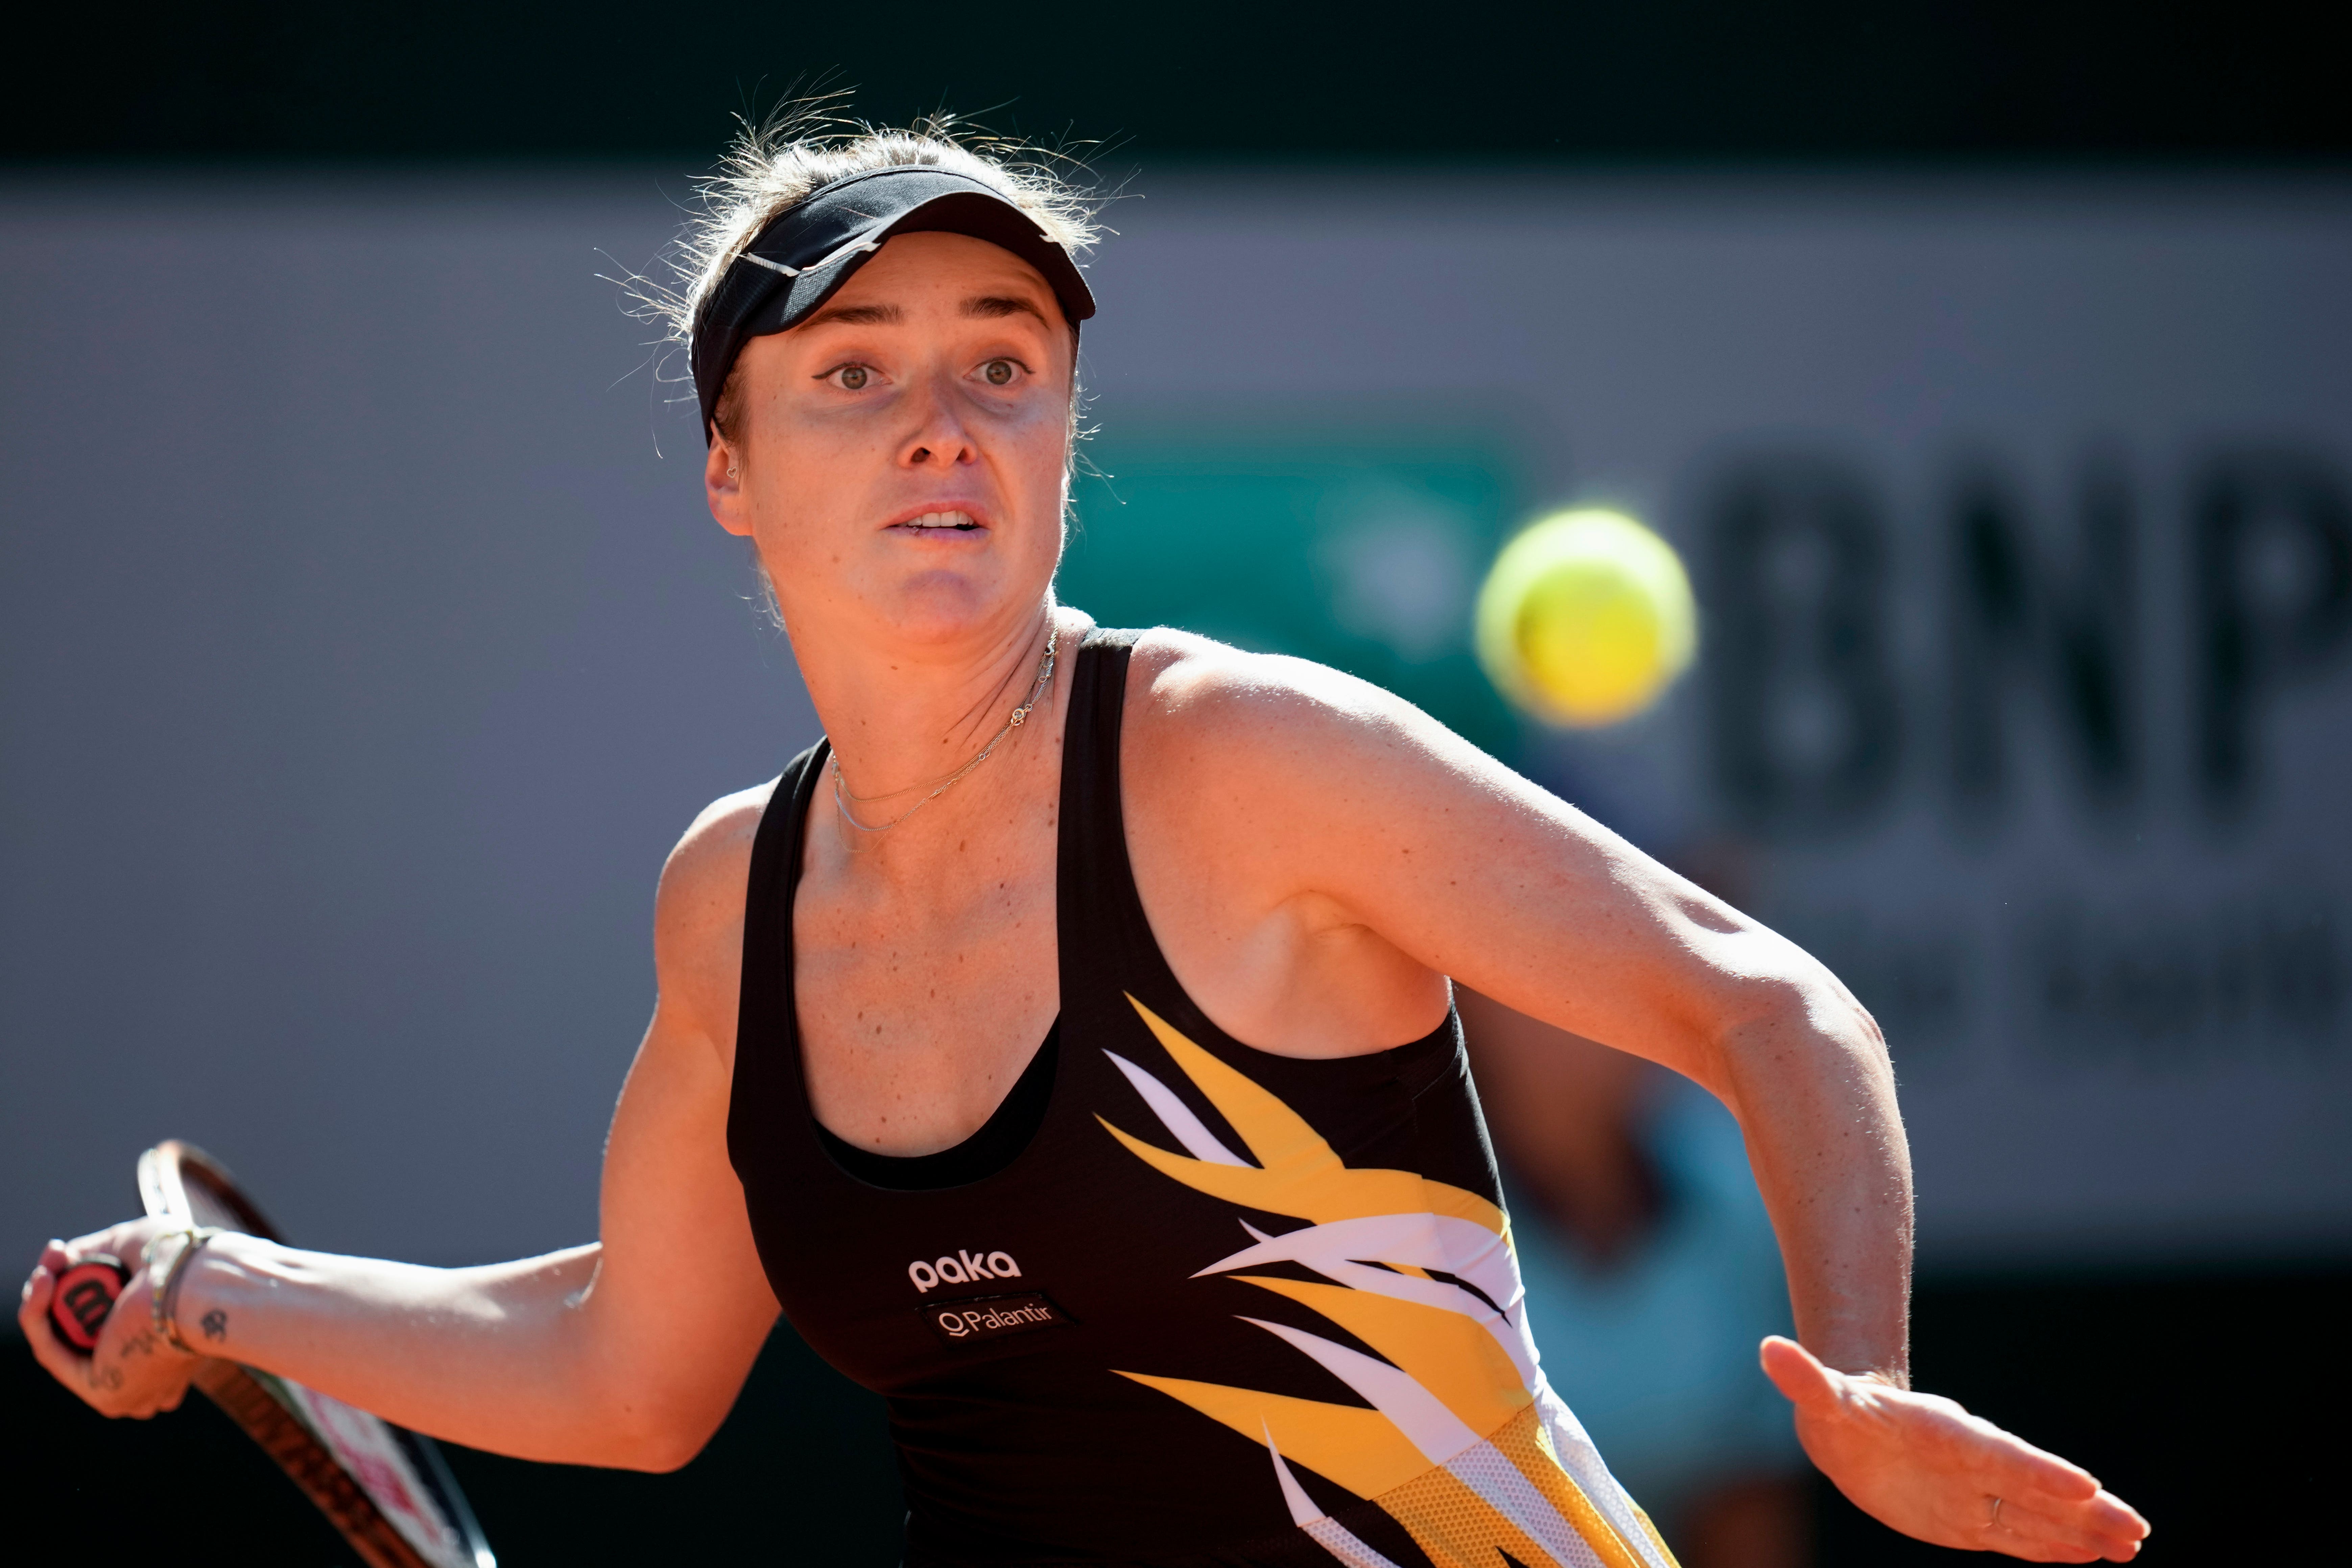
[{"left": 896, "top": 510, "right": 984, "bottom": 533}]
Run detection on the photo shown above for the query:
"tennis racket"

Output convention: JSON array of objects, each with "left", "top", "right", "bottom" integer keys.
[{"left": 117, "top": 1140, "right": 497, "bottom": 1568}]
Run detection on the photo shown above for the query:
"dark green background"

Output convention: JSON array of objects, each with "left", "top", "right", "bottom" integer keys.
[
  {"left": 1062, "top": 423, "right": 1527, "bottom": 756},
  {"left": 3, "top": 0, "right": 2344, "bottom": 165}
]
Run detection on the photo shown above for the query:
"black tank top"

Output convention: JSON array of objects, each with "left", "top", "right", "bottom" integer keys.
[{"left": 728, "top": 631, "right": 1677, "bottom": 1568}]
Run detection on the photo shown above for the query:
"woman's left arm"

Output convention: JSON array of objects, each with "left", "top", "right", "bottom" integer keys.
[{"left": 1149, "top": 648, "right": 2149, "bottom": 1563}]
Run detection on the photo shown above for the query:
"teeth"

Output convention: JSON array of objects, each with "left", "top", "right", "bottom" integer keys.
[{"left": 904, "top": 510, "right": 976, "bottom": 530}]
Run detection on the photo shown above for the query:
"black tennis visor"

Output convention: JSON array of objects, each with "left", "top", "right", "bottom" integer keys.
[{"left": 690, "top": 165, "right": 1097, "bottom": 443}]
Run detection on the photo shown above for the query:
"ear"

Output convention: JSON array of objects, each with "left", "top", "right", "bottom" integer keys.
[{"left": 705, "top": 435, "right": 754, "bottom": 538}]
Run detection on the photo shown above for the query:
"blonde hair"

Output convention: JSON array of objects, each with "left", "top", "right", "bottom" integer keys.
[{"left": 637, "top": 102, "right": 1104, "bottom": 443}]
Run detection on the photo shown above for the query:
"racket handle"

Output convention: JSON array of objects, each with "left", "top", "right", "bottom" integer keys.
[{"left": 49, "top": 1255, "right": 130, "bottom": 1355}]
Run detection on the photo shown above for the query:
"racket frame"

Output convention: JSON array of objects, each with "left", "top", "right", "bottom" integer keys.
[{"left": 137, "top": 1140, "right": 496, "bottom": 1568}]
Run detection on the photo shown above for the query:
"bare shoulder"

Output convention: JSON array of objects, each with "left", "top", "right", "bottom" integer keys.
[
  {"left": 1125, "top": 628, "right": 1492, "bottom": 788},
  {"left": 1119, "top": 629, "right": 1589, "bottom": 917},
  {"left": 657, "top": 781, "right": 775, "bottom": 929},
  {"left": 649, "top": 779, "right": 779, "bottom": 1051}
]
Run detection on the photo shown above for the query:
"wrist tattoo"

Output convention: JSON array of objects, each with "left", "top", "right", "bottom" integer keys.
[{"left": 199, "top": 1309, "right": 228, "bottom": 1343}]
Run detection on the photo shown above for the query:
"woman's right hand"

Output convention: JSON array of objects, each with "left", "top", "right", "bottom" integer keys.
[{"left": 18, "top": 1220, "right": 205, "bottom": 1419}]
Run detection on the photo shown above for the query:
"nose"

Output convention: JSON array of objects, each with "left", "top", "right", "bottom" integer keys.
[{"left": 898, "top": 366, "right": 978, "bottom": 470}]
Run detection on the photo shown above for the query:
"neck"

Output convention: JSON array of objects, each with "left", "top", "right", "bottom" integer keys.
[{"left": 787, "top": 598, "right": 1067, "bottom": 840}]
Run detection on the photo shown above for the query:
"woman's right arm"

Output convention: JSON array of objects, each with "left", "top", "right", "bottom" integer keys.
[{"left": 16, "top": 789, "right": 781, "bottom": 1472}]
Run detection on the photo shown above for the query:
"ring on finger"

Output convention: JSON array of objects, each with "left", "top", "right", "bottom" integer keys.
[{"left": 1986, "top": 1496, "right": 2005, "bottom": 1531}]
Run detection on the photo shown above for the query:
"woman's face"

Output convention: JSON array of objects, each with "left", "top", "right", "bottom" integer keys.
[{"left": 706, "top": 230, "right": 1075, "bottom": 655}]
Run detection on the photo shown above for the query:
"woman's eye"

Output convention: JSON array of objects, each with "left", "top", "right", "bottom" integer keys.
[
  {"left": 836, "top": 364, "right": 871, "bottom": 390},
  {"left": 982, "top": 359, "right": 1017, "bottom": 387}
]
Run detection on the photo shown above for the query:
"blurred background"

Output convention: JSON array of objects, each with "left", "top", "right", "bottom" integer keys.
[{"left": 4, "top": 3, "right": 2345, "bottom": 1563}]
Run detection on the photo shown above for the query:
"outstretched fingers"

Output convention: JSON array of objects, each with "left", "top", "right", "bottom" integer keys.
[
  {"left": 1957, "top": 1418, "right": 2099, "bottom": 1503},
  {"left": 1993, "top": 1490, "right": 2151, "bottom": 1563},
  {"left": 1758, "top": 1335, "right": 2150, "bottom": 1563},
  {"left": 1934, "top": 1401, "right": 2147, "bottom": 1557}
]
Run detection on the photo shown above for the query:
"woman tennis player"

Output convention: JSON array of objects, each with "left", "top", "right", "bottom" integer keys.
[{"left": 23, "top": 117, "right": 2148, "bottom": 1567}]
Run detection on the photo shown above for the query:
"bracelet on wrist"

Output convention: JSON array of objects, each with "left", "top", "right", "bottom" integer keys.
[{"left": 142, "top": 1226, "right": 223, "bottom": 1354}]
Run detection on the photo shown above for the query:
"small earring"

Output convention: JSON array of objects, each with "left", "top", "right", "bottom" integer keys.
[{"left": 726, "top": 465, "right": 740, "bottom": 479}]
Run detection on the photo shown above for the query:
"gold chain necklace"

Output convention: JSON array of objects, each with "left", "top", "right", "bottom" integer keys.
[{"left": 830, "top": 622, "right": 1061, "bottom": 835}]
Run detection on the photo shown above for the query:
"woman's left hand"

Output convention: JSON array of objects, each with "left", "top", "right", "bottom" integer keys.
[{"left": 1760, "top": 1336, "right": 2151, "bottom": 1563}]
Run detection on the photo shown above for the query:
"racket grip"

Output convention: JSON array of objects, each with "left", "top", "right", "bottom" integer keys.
[{"left": 49, "top": 1255, "right": 130, "bottom": 1355}]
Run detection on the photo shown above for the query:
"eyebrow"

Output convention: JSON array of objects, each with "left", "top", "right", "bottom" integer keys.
[
  {"left": 962, "top": 294, "right": 1050, "bottom": 325},
  {"left": 799, "top": 301, "right": 903, "bottom": 330},
  {"left": 797, "top": 294, "right": 1051, "bottom": 333}
]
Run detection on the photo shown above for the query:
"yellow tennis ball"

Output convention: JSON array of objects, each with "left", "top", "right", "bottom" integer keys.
[{"left": 1475, "top": 509, "right": 1697, "bottom": 727}]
